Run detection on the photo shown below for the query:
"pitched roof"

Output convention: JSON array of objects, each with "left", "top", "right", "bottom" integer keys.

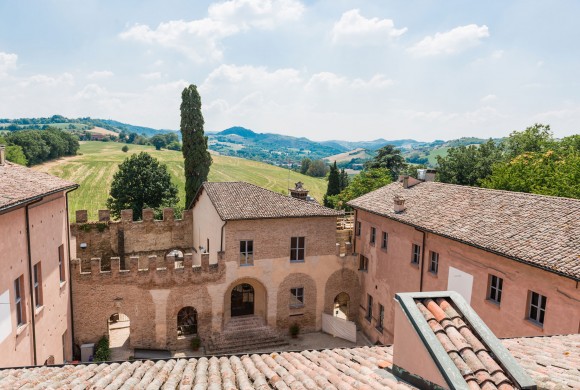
[
  {"left": 502, "top": 334, "right": 580, "bottom": 390},
  {"left": 196, "top": 182, "right": 343, "bottom": 221},
  {"left": 0, "top": 346, "right": 414, "bottom": 389},
  {"left": 348, "top": 181, "right": 580, "bottom": 280},
  {"left": 0, "top": 161, "right": 77, "bottom": 211},
  {"left": 415, "top": 297, "right": 515, "bottom": 389}
]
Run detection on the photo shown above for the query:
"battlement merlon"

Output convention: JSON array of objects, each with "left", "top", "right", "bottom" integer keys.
[
  {"left": 74, "top": 208, "right": 192, "bottom": 224},
  {"left": 70, "top": 252, "right": 221, "bottom": 280}
]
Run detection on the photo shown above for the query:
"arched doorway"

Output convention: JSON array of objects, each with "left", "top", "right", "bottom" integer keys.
[
  {"left": 231, "top": 283, "right": 254, "bottom": 317},
  {"left": 334, "top": 292, "right": 350, "bottom": 320},
  {"left": 177, "top": 307, "right": 198, "bottom": 337},
  {"left": 108, "top": 313, "right": 131, "bottom": 360}
]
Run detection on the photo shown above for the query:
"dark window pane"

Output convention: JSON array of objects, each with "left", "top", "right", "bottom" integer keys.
[
  {"left": 298, "top": 249, "right": 304, "bottom": 261},
  {"left": 247, "top": 240, "right": 253, "bottom": 252}
]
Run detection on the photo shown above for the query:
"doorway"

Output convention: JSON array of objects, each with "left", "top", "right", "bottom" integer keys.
[
  {"left": 333, "top": 292, "right": 350, "bottom": 320},
  {"left": 231, "top": 283, "right": 254, "bottom": 316}
]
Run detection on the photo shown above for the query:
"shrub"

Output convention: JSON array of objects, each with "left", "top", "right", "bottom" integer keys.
[
  {"left": 289, "top": 323, "right": 300, "bottom": 337},
  {"left": 93, "top": 336, "right": 111, "bottom": 362},
  {"left": 122, "top": 145, "right": 129, "bottom": 153},
  {"left": 191, "top": 337, "right": 201, "bottom": 351}
]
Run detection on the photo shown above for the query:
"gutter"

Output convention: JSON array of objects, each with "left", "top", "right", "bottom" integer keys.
[
  {"left": 25, "top": 197, "right": 44, "bottom": 366},
  {"left": 64, "top": 187, "right": 78, "bottom": 362},
  {"left": 0, "top": 185, "right": 78, "bottom": 215},
  {"left": 220, "top": 221, "right": 228, "bottom": 252},
  {"left": 417, "top": 228, "right": 426, "bottom": 292}
]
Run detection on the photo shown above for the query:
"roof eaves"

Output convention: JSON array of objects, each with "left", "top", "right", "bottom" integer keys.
[{"left": 0, "top": 184, "right": 79, "bottom": 214}]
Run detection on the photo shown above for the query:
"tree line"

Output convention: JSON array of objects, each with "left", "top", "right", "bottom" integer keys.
[{"left": 0, "top": 127, "right": 79, "bottom": 166}]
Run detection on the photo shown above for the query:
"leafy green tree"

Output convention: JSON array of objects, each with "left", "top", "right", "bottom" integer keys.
[
  {"left": 339, "top": 168, "right": 349, "bottom": 191},
  {"left": 167, "top": 141, "right": 181, "bottom": 151},
  {"left": 503, "top": 123, "right": 554, "bottom": 159},
  {"left": 364, "top": 144, "right": 407, "bottom": 180},
  {"left": 436, "top": 139, "right": 503, "bottom": 186},
  {"left": 121, "top": 145, "right": 129, "bottom": 153},
  {"left": 324, "top": 161, "right": 340, "bottom": 207},
  {"left": 300, "top": 158, "right": 311, "bottom": 175},
  {"left": 306, "top": 159, "right": 328, "bottom": 177},
  {"left": 482, "top": 149, "right": 580, "bottom": 199},
  {"left": 7, "top": 131, "right": 50, "bottom": 165},
  {"left": 180, "top": 84, "right": 212, "bottom": 206},
  {"left": 0, "top": 136, "right": 27, "bottom": 165},
  {"left": 150, "top": 134, "right": 167, "bottom": 150},
  {"left": 326, "top": 168, "right": 392, "bottom": 209},
  {"left": 106, "top": 152, "right": 179, "bottom": 220}
]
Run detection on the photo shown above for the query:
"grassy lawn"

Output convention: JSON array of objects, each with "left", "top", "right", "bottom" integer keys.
[{"left": 33, "top": 141, "right": 328, "bottom": 220}]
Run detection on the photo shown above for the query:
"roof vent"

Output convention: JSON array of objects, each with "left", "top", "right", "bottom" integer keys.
[
  {"left": 289, "top": 181, "right": 309, "bottom": 200},
  {"left": 394, "top": 195, "right": 406, "bottom": 213},
  {"left": 0, "top": 145, "right": 5, "bottom": 166}
]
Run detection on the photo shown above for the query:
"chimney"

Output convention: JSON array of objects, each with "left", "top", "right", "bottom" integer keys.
[
  {"left": 402, "top": 175, "right": 409, "bottom": 189},
  {"left": 289, "top": 181, "right": 309, "bottom": 200},
  {"left": 393, "top": 195, "right": 406, "bottom": 213},
  {"left": 424, "top": 169, "right": 436, "bottom": 182},
  {"left": 0, "top": 145, "right": 5, "bottom": 166}
]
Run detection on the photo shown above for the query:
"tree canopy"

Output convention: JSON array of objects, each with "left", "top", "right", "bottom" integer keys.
[
  {"left": 4, "top": 127, "right": 78, "bottom": 166},
  {"left": 364, "top": 144, "right": 407, "bottom": 180},
  {"left": 325, "top": 168, "right": 392, "bottom": 209},
  {"left": 181, "top": 84, "right": 212, "bottom": 206},
  {"left": 106, "top": 152, "right": 179, "bottom": 220},
  {"left": 324, "top": 161, "right": 340, "bottom": 207}
]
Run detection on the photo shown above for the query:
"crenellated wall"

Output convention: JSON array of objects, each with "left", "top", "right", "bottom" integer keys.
[{"left": 71, "top": 207, "right": 193, "bottom": 264}]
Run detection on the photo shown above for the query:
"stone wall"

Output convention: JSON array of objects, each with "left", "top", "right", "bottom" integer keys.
[{"left": 71, "top": 208, "right": 193, "bottom": 263}]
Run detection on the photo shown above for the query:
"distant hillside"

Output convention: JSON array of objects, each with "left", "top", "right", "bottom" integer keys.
[{"left": 321, "top": 138, "right": 423, "bottom": 151}]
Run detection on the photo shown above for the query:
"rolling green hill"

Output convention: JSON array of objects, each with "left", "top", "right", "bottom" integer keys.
[{"left": 32, "top": 142, "right": 327, "bottom": 220}]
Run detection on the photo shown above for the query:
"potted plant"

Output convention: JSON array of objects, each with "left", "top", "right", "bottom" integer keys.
[
  {"left": 289, "top": 323, "right": 300, "bottom": 338},
  {"left": 191, "top": 336, "right": 201, "bottom": 351}
]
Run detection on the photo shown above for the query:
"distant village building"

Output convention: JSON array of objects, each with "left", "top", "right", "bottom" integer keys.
[
  {"left": 0, "top": 145, "right": 78, "bottom": 367},
  {"left": 348, "top": 174, "right": 580, "bottom": 344}
]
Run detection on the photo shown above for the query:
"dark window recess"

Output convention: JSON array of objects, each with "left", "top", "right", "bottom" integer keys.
[
  {"left": 411, "top": 244, "right": 421, "bottom": 264},
  {"left": 381, "top": 232, "right": 388, "bottom": 249},
  {"left": 528, "top": 291, "right": 547, "bottom": 325},
  {"left": 58, "top": 244, "right": 66, "bottom": 283},
  {"left": 488, "top": 275, "right": 503, "bottom": 304},
  {"left": 15, "top": 276, "right": 24, "bottom": 326},
  {"left": 359, "top": 255, "right": 369, "bottom": 271},
  {"left": 33, "top": 263, "right": 42, "bottom": 308},
  {"left": 429, "top": 251, "right": 439, "bottom": 274},
  {"left": 370, "top": 227, "right": 376, "bottom": 245},
  {"left": 290, "top": 237, "right": 305, "bottom": 262},
  {"left": 240, "top": 240, "right": 254, "bottom": 266},
  {"left": 290, "top": 287, "right": 304, "bottom": 307},
  {"left": 366, "top": 294, "right": 373, "bottom": 322},
  {"left": 377, "top": 304, "right": 384, "bottom": 329},
  {"left": 356, "top": 221, "right": 361, "bottom": 236}
]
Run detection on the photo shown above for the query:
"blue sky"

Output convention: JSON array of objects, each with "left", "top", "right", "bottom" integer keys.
[{"left": 1, "top": 0, "right": 579, "bottom": 141}]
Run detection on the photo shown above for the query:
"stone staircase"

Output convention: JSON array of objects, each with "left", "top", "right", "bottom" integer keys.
[{"left": 206, "top": 315, "right": 288, "bottom": 355}]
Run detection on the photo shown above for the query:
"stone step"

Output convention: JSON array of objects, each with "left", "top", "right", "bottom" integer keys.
[
  {"left": 208, "top": 339, "right": 289, "bottom": 355},
  {"left": 221, "top": 325, "right": 276, "bottom": 335},
  {"left": 210, "top": 335, "right": 285, "bottom": 350},
  {"left": 211, "top": 332, "right": 283, "bottom": 346}
]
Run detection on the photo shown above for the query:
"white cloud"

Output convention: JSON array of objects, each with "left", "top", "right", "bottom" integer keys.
[
  {"left": 140, "top": 72, "right": 163, "bottom": 80},
  {"left": 120, "top": 0, "right": 304, "bottom": 62},
  {"left": 87, "top": 70, "right": 114, "bottom": 80},
  {"left": 208, "top": 0, "right": 304, "bottom": 29},
  {"left": 408, "top": 24, "right": 489, "bottom": 56},
  {"left": 351, "top": 74, "right": 393, "bottom": 89},
  {"left": 331, "top": 9, "right": 406, "bottom": 45},
  {"left": 18, "top": 73, "right": 74, "bottom": 88},
  {"left": 0, "top": 51, "right": 18, "bottom": 76},
  {"left": 480, "top": 94, "right": 497, "bottom": 103}
]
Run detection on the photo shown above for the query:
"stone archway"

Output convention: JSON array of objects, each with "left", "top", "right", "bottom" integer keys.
[
  {"left": 324, "top": 268, "right": 360, "bottom": 322},
  {"left": 231, "top": 283, "right": 255, "bottom": 317},
  {"left": 333, "top": 292, "right": 350, "bottom": 320},
  {"left": 276, "top": 273, "right": 317, "bottom": 332},
  {"left": 108, "top": 312, "right": 131, "bottom": 361},
  {"left": 224, "top": 278, "right": 267, "bottom": 326}
]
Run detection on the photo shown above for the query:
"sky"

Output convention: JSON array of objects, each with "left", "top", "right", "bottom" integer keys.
[{"left": 1, "top": 0, "right": 579, "bottom": 141}]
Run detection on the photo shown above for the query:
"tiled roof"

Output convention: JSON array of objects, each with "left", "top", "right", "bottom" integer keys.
[
  {"left": 0, "top": 346, "right": 414, "bottom": 389},
  {"left": 348, "top": 181, "right": 580, "bottom": 280},
  {"left": 415, "top": 297, "right": 515, "bottom": 390},
  {"left": 198, "top": 182, "right": 343, "bottom": 220},
  {"left": 502, "top": 334, "right": 580, "bottom": 390},
  {"left": 0, "top": 161, "right": 77, "bottom": 211}
]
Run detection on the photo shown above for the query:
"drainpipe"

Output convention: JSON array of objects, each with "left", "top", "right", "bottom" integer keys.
[
  {"left": 352, "top": 210, "right": 357, "bottom": 253},
  {"left": 25, "top": 197, "right": 43, "bottom": 366},
  {"left": 220, "top": 221, "right": 228, "bottom": 252},
  {"left": 64, "top": 188, "right": 78, "bottom": 362},
  {"left": 417, "top": 228, "right": 426, "bottom": 292}
]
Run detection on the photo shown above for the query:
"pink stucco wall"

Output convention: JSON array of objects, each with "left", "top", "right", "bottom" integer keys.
[
  {"left": 0, "top": 192, "right": 72, "bottom": 367},
  {"left": 354, "top": 209, "right": 580, "bottom": 344}
]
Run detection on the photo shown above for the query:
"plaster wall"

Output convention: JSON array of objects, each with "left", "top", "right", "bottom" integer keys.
[
  {"left": 355, "top": 209, "right": 580, "bottom": 343},
  {"left": 0, "top": 192, "right": 71, "bottom": 368},
  {"left": 191, "top": 191, "right": 223, "bottom": 265}
]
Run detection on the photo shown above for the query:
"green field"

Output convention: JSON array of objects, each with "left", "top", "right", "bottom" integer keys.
[{"left": 33, "top": 142, "right": 327, "bottom": 220}]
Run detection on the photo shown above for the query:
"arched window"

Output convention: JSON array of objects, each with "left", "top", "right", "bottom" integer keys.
[
  {"left": 177, "top": 307, "right": 198, "bottom": 336},
  {"left": 167, "top": 249, "right": 185, "bottom": 269}
]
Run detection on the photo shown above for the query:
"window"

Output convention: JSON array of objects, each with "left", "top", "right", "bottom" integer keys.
[
  {"left": 14, "top": 276, "right": 25, "bottom": 327},
  {"left": 366, "top": 294, "right": 373, "bottom": 322},
  {"left": 370, "top": 227, "right": 376, "bottom": 245},
  {"left": 33, "top": 262, "right": 43, "bottom": 308},
  {"left": 359, "top": 255, "right": 369, "bottom": 271},
  {"left": 411, "top": 244, "right": 421, "bottom": 264},
  {"left": 58, "top": 244, "right": 65, "bottom": 283},
  {"left": 177, "top": 307, "right": 198, "bottom": 336},
  {"left": 429, "top": 251, "right": 439, "bottom": 274},
  {"left": 381, "top": 232, "right": 388, "bottom": 249},
  {"left": 290, "top": 237, "right": 305, "bottom": 262},
  {"left": 356, "top": 221, "right": 361, "bottom": 237},
  {"left": 377, "top": 304, "right": 384, "bottom": 330},
  {"left": 239, "top": 240, "right": 254, "bottom": 266},
  {"left": 528, "top": 291, "right": 547, "bottom": 326},
  {"left": 290, "top": 287, "right": 304, "bottom": 307},
  {"left": 487, "top": 275, "right": 503, "bottom": 304}
]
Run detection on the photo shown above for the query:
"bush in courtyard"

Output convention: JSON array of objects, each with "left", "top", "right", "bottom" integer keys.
[{"left": 93, "top": 336, "right": 111, "bottom": 362}]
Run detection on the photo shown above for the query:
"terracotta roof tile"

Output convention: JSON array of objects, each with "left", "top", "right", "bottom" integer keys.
[
  {"left": 0, "top": 161, "right": 77, "bottom": 210},
  {"left": 199, "top": 182, "right": 343, "bottom": 221},
  {"left": 348, "top": 181, "right": 580, "bottom": 279},
  {"left": 416, "top": 298, "right": 516, "bottom": 390}
]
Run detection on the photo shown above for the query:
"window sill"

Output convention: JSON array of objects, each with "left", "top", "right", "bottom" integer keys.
[
  {"left": 428, "top": 271, "right": 438, "bottom": 277},
  {"left": 290, "top": 260, "right": 305, "bottom": 263},
  {"left": 484, "top": 298, "right": 501, "bottom": 308},
  {"left": 290, "top": 304, "right": 304, "bottom": 309},
  {"left": 380, "top": 247, "right": 388, "bottom": 251},
  {"left": 375, "top": 326, "right": 383, "bottom": 333},
  {"left": 525, "top": 318, "right": 544, "bottom": 330},
  {"left": 60, "top": 281, "right": 67, "bottom": 289},
  {"left": 358, "top": 269, "right": 368, "bottom": 272},
  {"left": 35, "top": 305, "right": 44, "bottom": 316},
  {"left": 239, "top": 263, "right": 254, "bottom": 267},
  {"left": 410, "top": 262, "right": 420, "bottom": 268},
  {"left": 16, "top": 323, "right": 28, "bottom": 336}
]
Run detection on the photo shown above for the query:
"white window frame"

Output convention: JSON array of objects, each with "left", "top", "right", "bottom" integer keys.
[
  {"left": 239, "top": 240, "right": 254, "bottom": 266},
  {"left": 488, "top": 274, "right": 503, "bottom": 304},
  {"left": 290, "top": 287, "right": 304, "bottom": 308},
  {"left": 14, "top": 277, "right": 24, "bottom": 327},
  {"left": 33, "top": 262, "right": 42, "bottom": 308},
  {"left": 528, "top": 291, "right": 547, "bottom": 326},
  {"left": 411, "top": 244, "right": 421, "bottom": 264},
  {"left": 429, "top": 251, "right": 439, "bottom": 274}
]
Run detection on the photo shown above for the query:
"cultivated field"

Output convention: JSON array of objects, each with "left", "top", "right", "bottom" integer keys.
[
  {"left": 32, "top": 142, "right": 328, "bottom": 220},
  {"left": 323, "top": 148, "right": 372, "bottom": 163}
]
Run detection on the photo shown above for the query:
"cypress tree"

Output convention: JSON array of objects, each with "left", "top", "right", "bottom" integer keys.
[
  {"left": 327, "top": 161, "right": 341, "bottom": 195},
  {"left": 180, "top": 84, "right": 212, "bottom": 207},
  {"left": 339, "top": 168, "right": 349, "bottom": 191}
]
